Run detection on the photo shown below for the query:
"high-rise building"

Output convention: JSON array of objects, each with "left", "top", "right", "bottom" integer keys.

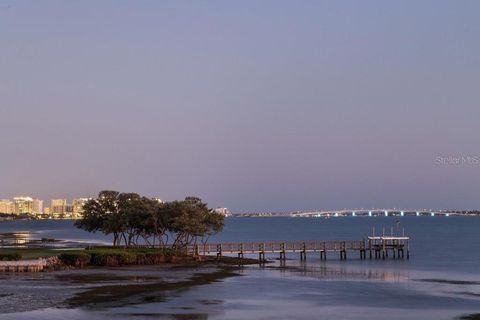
[
  {"left": 214, "top": 207, "right": 231, "bottom": 217},
  {"left": 13, "top": 197, "right": 34, "bottom": 215},
  {"left": 32, "top": 199, "right": 44, "bottom": 215},
  {"left": 72, "top": 198, "right": 90, "bottom": 217},
  {"left": 0, "top": 200, "right": 15, "bottom": 214},
  {"left": 51, "top": 199, "right": 67, "bottom": 216}
]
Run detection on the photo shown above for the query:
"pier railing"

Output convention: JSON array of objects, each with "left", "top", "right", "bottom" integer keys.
[
  {"left": 195, "top": 240, "right": 365, "bottom": 255},
  {"left": 190, "top": 237, "right": 409, "bottom": 261}
]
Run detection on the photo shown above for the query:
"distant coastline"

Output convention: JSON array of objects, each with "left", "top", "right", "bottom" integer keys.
[
  {"left": 2, "top": 211, "right": 479, "bottom": 222},
  {"left": 231, "top": 210, "right": 480, "bottom": 218}
]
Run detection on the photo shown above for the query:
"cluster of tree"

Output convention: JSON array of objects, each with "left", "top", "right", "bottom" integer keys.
[{"left": 74, "top": 191, "right": 225, "bottom": 249}]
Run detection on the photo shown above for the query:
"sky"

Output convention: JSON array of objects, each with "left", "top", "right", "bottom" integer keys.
[{"left": 1, "top": 1, "right": 479, "bottom": 212}]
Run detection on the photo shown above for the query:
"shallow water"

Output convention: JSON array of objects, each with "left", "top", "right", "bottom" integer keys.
[{"left": 0, "top": 217, "right": 479, "bottom": 319}]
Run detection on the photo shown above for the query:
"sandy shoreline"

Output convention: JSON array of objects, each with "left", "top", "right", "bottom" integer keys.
[{"left": 0, "top": 262, "right": 246, "bottom": 314}]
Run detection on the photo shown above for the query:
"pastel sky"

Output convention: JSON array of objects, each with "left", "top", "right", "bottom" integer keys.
[{"left": 1, "top": 1, "right": 479, "bottom": 211}]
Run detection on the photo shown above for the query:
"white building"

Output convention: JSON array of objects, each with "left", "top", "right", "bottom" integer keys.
[
  {"left": 51, "top": 199, "right": 67, "bottom": 216},
  {"left": 0, "top": 199, "right": 15, "bottom": 214},
  {"left": 214, "top": 207, "right": 231, "bottom": 217},
  {"left": 32, "top": 199, "right": 44, "bottom": 215},
  {"left": 13, "top": 197, "right": 34, "bottom": 215}
]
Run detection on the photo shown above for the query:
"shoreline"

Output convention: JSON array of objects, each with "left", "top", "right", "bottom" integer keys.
[{"left": 0, "top": 262, "right": 247, "bottom": 314}]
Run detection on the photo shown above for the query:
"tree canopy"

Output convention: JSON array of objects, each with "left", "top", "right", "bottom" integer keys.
[{"left": 74, "top": 191, "right": 225, "bottom": 249}]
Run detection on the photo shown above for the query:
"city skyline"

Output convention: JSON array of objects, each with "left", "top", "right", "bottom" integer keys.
[
  {"left": 0, "top": 196, "right": 90, "bottom": 216},
  {"left": 1, "top": 1, "right": 479, "bottom": 212}
]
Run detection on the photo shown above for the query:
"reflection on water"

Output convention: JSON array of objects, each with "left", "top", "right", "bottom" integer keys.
[
  {"left": 0, "top": 260, "right": 479, "bottom": 320},
  {"left": 268, "top": 261, "right": 407, "bottom": 282},
  {"left": 0, "top": 232, "right": 32, "bottom": 246}
]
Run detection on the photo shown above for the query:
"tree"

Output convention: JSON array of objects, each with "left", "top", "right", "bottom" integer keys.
[
  {"left": 75, "top": 190, "right": 124, "bottom": 246},
  {"left": 75, "top": 191, "right": 225, "bottom": 250},
  {"left": 168, "top": 197, "right": 225, "bottom": 249}
]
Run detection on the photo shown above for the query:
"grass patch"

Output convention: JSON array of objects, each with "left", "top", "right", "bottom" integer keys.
[
  {"left": 0, "top": 248, "right": 60, "bottom": 260},
  {"left": 0, "top": 252, "right": 21, "bottom": 261}
]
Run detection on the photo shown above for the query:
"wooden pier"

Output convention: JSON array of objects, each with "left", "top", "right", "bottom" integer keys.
[
  {"left": 368, "top": 236, "right": 410, "bottom": 259},
  {"left": 192, "top": 237, "right": 410, "bottom": 261}
]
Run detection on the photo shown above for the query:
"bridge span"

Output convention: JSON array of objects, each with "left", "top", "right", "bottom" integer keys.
[{"left": 234, "top": 209, "right": 459, "bottom": 218}]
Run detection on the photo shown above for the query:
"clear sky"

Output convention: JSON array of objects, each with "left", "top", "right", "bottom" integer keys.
[{"left": 1, "top": 1, "right": 479, "bottom": 211}]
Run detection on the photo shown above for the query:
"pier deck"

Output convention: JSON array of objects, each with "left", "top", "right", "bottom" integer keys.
[{"left": 192, "top": 237, "right": 410, "bottom": 261}]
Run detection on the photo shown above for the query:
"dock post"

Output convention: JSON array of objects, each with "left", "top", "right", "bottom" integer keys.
[
  {"left": 280, "top": 243, "right": 286, "bottom": 261},
  {"left": 360, "top": 249, "right": 366, "bottom": 260},
  {"left": 407, "top": 240, "right": 410, "bottom": 259},
  {"left": 342, "top": 241, "right": 347, "bottom": 260},
  {"left": 301, "top": 242, "right": 307, "bottom": 261},
  {"left": 382, "top": 238, "right": 386, "bottom": 259},
  {"left": 238, "top": 243, "right": 244, "bottom": 259},
  {"left": 194, "top": 245, "right": 199, "bottom": 257},
  {"left": 217, "top": 244, "right": 223, "bottom": 259},
  {"left": 259, "top": 243, "right": 265, "bottom": 262}
]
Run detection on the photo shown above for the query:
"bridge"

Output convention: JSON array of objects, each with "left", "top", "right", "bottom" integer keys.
[{"left": 233, "top": 208, "right": 459, "bottom": 218}]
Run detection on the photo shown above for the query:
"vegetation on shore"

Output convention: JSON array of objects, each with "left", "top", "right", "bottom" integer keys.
[
  {"left": 0, "top": 252, "right": 21, "bottom": 261},
  {"left": 58, "top": 247, "right": 177, "bottom": 267},
  {"left": 75, "top": 191, "right": 225, "bottom": 249}
]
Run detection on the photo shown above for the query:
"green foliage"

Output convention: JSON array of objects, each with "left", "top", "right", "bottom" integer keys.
[
  {"left": 75, "top": 191, "right": 225, "bottom": 250},
  {"left": 59, "top": 247, "right": 176, "bottom": 267},
  {"left": 58, "top": 251, "right": 91, "bottom": 267},
  {"left": 0, "top": 253, "right": 21, "bottom": 261},
  {"left": 88, "top": 248, "right": 136, "bottom": 266}
]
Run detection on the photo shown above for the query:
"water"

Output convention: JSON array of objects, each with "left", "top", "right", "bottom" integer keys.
[{"left": 0, "top": 217, "right": 479, "bottom": 319}]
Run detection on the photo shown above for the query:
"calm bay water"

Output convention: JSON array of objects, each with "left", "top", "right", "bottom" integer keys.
[{"left": 0, "top": 217, "right": 479, "bottom": 319}]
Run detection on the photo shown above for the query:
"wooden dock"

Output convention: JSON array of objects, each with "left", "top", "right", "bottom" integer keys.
[
  {"left": 192, "top": 237, "right": 410, "bottom": 261},
  {"left": 0, "top": 259, "right": 47, "bottom": 272}
]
